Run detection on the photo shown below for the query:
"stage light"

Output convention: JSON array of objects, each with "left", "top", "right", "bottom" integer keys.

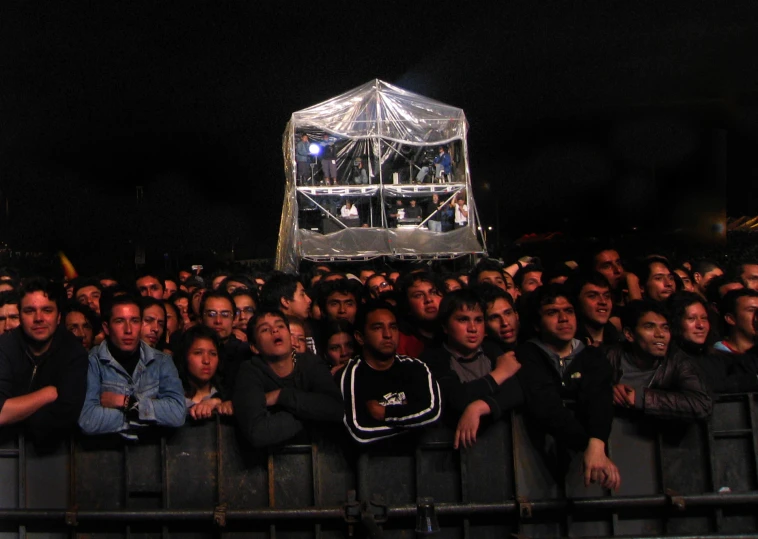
[{"left": 309, "top": 144, "right": 321, "bottom": 155}]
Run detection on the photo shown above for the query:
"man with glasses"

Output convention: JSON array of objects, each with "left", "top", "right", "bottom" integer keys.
[
  {"left": 200, "top": 290, "right": 252, "bottom": 395},
  {"left": 365, "top": 274, "right": 395, "bottom": 304}
]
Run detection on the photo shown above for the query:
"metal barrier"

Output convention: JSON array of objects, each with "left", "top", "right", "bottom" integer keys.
[{"left": 1, "top": 394, "right": 757, "bottom": 538}]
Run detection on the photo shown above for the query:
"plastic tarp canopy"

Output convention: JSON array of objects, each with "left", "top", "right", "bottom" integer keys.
[{"left": 276, "top": 79, "right": 484, "bottom": 272}]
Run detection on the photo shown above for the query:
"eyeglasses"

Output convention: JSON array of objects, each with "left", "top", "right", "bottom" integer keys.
[
  {"left": 236, "top": 307, "right": 255, "bottom": 316},
  {"left": 205, "top": 310, "right": 233, "bottom": 319},
  {"left": 370, "top": 281, "right": 390, "bottom": 294}
]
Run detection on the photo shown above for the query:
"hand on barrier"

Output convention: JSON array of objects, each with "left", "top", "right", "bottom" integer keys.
[
  {"left": 454, "top": 400, "right": 490, "bottom": 449},
  {"left": 217, "top": 400, "right": 234, "bottom": 416},
  {"left": 190, "top": 398, "right": 222, "bottom": 420},
  {"left": 583, "top": 438, "right": 621, "bottom": 491}
]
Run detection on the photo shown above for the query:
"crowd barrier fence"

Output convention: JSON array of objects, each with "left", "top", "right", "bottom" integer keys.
[{"left": 1, "top": 393, "right": 757, "bottom": 538}]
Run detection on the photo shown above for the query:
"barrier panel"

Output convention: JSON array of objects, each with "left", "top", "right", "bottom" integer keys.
[{"left": 1, "top": 395, "right": 757, "bottom": 538}]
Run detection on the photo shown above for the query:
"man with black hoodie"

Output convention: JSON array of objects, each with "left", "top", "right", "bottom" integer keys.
[
  {"left": 233, "top": 309, "right": 343, "bottom": 448},
  {"left": 517, "top": 284, "right": 621, "bottom": 491},
  {"left": 0, "top": 278, "right": 88, "bottom": 447}
]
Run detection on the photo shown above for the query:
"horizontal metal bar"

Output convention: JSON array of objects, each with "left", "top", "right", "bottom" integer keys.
[
  {"left": 0, "top": 449, "right": 20, "bottom": 457},
  {"left": 712, "top": 429, "right": 753, "bottom": 437},
  {"left": 1, "top": 492, "right": 756, "bottom": 523}
]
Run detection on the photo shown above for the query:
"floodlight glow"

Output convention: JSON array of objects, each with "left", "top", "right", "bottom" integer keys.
[{"left": 309, "top": 144, "right": 321, "bottom": 155}]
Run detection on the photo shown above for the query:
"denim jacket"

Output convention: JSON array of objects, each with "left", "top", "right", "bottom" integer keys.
[{"left": 78, "top": 341, "right": 185, "bottom": 439}]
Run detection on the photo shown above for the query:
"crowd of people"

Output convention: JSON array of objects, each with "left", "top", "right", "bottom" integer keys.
[{"left": 1, "top": 245, "right": 757, "bottom": 492}]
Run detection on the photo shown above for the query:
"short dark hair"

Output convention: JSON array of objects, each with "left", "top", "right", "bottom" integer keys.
[
  {"left": 692, "top": 260, "right": 721, "bottom": 277},
  {"left": 245, "top": 308, "right": 289, "bottom": 343},
  {"left": 18, "top": 277, "right": 62, "bottom": 310},
  {"left": 635, "top": 256, "right": 674, "bottom": 291},
  {"left": 437, "top": 289, "right": 484, "bottom": 328},
  {"left": 468, "top": 258, "right": 505, "bottom": 285},
  {"left": 138, "top": 296, "right": 167, "bottom": 318},
  {"left": 621, "top": 300, "right": 668, "bottom": 332},
  {"left": 136, "top": 269, "right": 165, "bottom": 288},
  {"left": 566, "top": 271, "right": 611, "bottom": 305},
  {"left": 516, "top": 263, "right": 544, "bottom": 289},
  {"left": 471, "top": 283, "right": 514, "bottom": 310},
  {"left": 396, "top": 271, "right": 445, "bottom": 317},
  {"left": 0, "top": 290, "right": 19, "bottom": 308},
  {"left": 260, "top": 273, "right": 302, "bottom": 311},
  {"left": 319, "top": 319, "right": 354, "bottom": 358},
  {"left": 354, "top": 300, "right": 397, "bottom": 334},
  {"left": 706, "top": 274, "right": 744, "bottom": 307},
  {"left": 219, "top": 274, "right": 257, "bottom": 293},
  {"left": 522, "top": 283, "right": 572, "bottom": 337},
  {"left": 719, "top": 288, "right": 758, "bottom": 319},
  {"left": 101, "top": 294, "right": 141, "bottom": 324},
  {"left": 200, "top": 290, "right": 235, "bottom": 316},
  {"left": 62, "top": 301, "right": 99, "bottom": 333},
  {"left": 317, "top": 279, "right": 362, "bottom": 314},
  {"left": 73, "top": 278, "right": 102, "bottom": 297}
]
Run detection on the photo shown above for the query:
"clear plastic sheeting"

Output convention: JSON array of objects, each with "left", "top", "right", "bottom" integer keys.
[{"left": 276, "top": 79, "right": 485, "bottom": 272}]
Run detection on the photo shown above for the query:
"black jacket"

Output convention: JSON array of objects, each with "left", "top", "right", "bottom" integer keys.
[
  {"left": 0, "top": 325, "right": 88, "bottom": 446},
  {"left": 422, "top": 340, "right": 523, "bottom": 422},
  {"left": 220, "top": 334, "right": 252, "bottom": 397},
  {"left": 605, "top": 345, "right": 713, "bottom": 420},
  {"left": 232, "top": 352, "right": 343, "bottom": 448},
  {"left": 516, "top": 340, "right": 613, "bottom": 452}
]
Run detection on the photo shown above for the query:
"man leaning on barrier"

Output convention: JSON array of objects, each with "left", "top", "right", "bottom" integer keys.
[
  {"left": 340, "top": 301, "right": 441, "bottom": 444},
  {"left": 233, "top": 309, "right": 343, "bottom": 448},
  {"left": 78, "top": 295, "right": 185, "bottom": 439},
  {"left": 0, "top": 278, "right": 88, "bottom": 447},
  {"left": 605, "top": 300, "right": 712, "bottom": 420},
  {"left": 517, "top": 284, "right": 621, "bottom": 491}
]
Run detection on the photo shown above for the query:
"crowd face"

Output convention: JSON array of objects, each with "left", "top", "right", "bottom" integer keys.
[
  {"left": 445, "top": 304, "right": 485, "bottom": 357},
  {"left": 233, "top": 295, "right": 256, "bottom": 332},
  {"left": 76, "top": 286, "right": 102, "bottom": 316},
  {"left": 191, "top": 289, "right": 206, "bottom": 317},
  {"left": 594, "top": 250, "right": 624, "bottom": 290},
  {"left": 140, "top": 305, "right": 166, "bottom": 348},
  {"left": 645, "top": 262, "right": 675, "bottom": 302},
  {"left": 741, "top": 264, "right": 758, "bottom": 291},
  {"left": 485, "top": 298, "right": 519, "bottom": 345},
  {"left": 252, "top": 314, "right": 292, "bottom": 360},
  {"left": 696, "top": 267, "right": 723, "bottom": 295},
  {"left": 174, "top": 297, "right": 192, "bottom": 327},
  {"left": 680, "top": 302, "right": 710, "bottom": 346},
  {"left": 65, "top": 311, "right": 94, "bottom": 350},
  {"left": 444, "top": 278, "right": 462, "bottom": 293},
  {"left": 136, "top": 276, "right": 164, "bottom": 300},
  {"left": 675, "top": 270, "right": 695, "bottom": 292},
  {"left": 520, "top": 271, "right": 543, "bottom": 295},
  {"left": 225, "top": 280, "right": 247, "bottom": 294},
  {"left": 325, "top": 292, "right": 357, "bottom": 324},
  {"left": 577, "top": 284, "right": 612, "bottom": 326},
  {"left": 178, "top": 270, "right": 192, "bottom": 283},
  {"left": 163, "top": 280, "right": 178, "bottom": 299},
  {"left": 212, "top": 275, "right": 229, "bottom": 290},
  {"left": 538, "top": 296, "right": 576, "bottom": 346},
  {"left": 0, "top": 303, "right": 20, "bottom": 334},
  {"left": 326, "top": 332, "right": 355, "bottom": 367},
  {"left": 727, "top": 296, "right": 758, "bottom": 339},
  {"left": 289, "top": 322, "right": 307, "bottom": 353},
  {"left": 357, "top": 309, "right": 399, "bottom": 360},
  {"left": 186, "top": 337, "right": 219, "bottom": 386},
  {"left": 20, "top": 292, "right": 60, "bottom": 347},
  {"left": 164, "top": 304, "right": 181, "bottom": 337},
  {"left": 477, "top": 270, "right": 506, "bottom": 291},
  {"left": 502, "top": 272, "right": 518, "bottom": 300},
  {"left": 285, "top": 282, "right": 312, "bottom": 320},
  {"left": 203, "top": 297, "right": 235, "bottom": 341},
  {"left": 627, "top": 311, "right": 670, "bottom": 358},
  {"left": 367, "top": 275, "right": 392, "bottom": 299},
  {"left": 105, "top": 304, "right": 142, "bottom": 353},
  {"left": 406, "top": 280, "right": 442, "bottom": 322}
]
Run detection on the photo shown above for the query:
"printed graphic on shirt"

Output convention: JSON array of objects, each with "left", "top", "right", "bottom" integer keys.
[{"left": 381, "top": 391, "right": 407, "bottom": 406}]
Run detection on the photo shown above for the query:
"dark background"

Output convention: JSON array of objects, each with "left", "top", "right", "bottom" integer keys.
[{"left": 1, "top": 1, "right": 756, "bottom": 274}]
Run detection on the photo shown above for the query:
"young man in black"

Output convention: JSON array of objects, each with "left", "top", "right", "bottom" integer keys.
[
  {"left": 568, "top": 271, "right": 622, "bottom": 349},
  {"left": 233, "top": 309, "right": 343, "bottom": 448},
  {"left": 0, "top": 278, "right": 88, "bottom": 447},
  {"left": 422, "top": 290, "right": 522, "bottom": 449},
  {"left": 605, "top": 300, "right": 712, "bottom": 421},
  {"left": 517, "top": 284, "right": 620, "bottom": 491},
  {"left": 340, "top": 301, "right": 441, "bottom": 444}
]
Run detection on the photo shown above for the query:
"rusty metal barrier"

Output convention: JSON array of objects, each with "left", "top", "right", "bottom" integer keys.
[{"left": 1, "top": 394, "right": 757, "bottom": 538}]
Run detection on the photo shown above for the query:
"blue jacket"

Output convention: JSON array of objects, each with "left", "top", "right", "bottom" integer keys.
[
  {"left": 434, "top": 152, "right": 452, "bottom": 175},
  {"left": 78, "top": 341, "right": 185, "bottom": 438}
]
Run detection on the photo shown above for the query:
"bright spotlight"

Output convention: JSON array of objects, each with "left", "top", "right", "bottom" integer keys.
[{"left": 309, "top": 144, "right": 321, "bottom": 155}]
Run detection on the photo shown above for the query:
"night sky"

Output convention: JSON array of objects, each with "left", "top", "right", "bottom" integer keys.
[{"left": 1, "top": 1, "right": 757, "bottom": 273}]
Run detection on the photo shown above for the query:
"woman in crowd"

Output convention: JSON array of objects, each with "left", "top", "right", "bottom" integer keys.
[
  {"left": 175, "top": 325, "right": 234, "bottom": 420},
  {"left": 320, "top": 319, "right": 355, "bottom": 376}
]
